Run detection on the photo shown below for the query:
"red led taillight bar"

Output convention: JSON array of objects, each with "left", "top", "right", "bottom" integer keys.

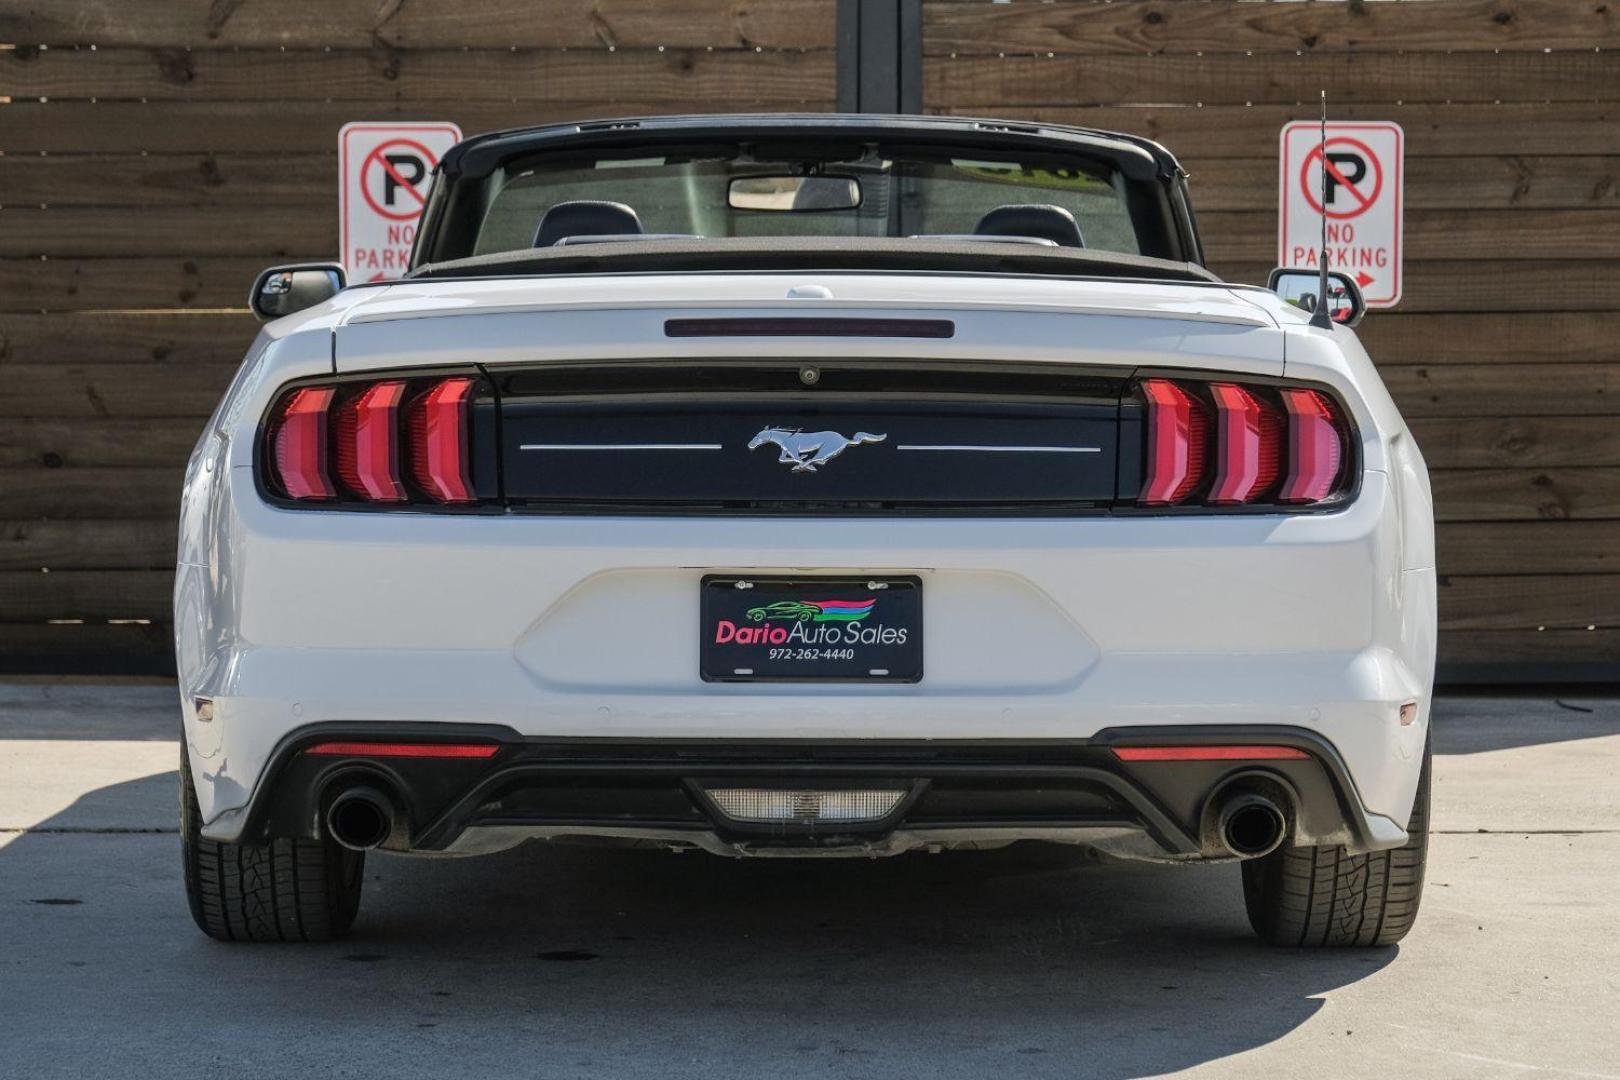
[
  {"left": 1140, "top": 378, "right": 1209, "bottom": 505},
  {"left": 268, "top": 386, "right": 338, "bottom": 500},
  {"left": 1138, "top": 377, "right": 1348, "bottom": 509},
  {"left": 1112, "top": 746, "right": 1310, "bottom": 762},
  {"left": 407, "top": 377, "right": 476, "bottom": 504},
  {"left": 303, "top": 741, "right": 500, "bottom": 759},
  {"left": 334, "top": 380, "right": 408, "bottom": 502},
  {"left": 1208, "top": 383, "right": 1282, "bottom": 505},
  {"left": 264, "top": 375, "right": 484, "bottom": 507},
  {"left": 1278, "top": 388, "right": 1346, "bottom": 504}
]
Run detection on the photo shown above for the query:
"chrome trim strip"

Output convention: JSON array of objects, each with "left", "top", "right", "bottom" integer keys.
[
  {"left": 519, "top": 443, "right": 723, "bottom": 451},
  {"left": 894, "top": 445, "right": 1102, "bottom": 453}
]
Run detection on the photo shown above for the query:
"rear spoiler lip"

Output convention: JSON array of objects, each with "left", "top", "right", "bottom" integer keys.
[{"left": 441, "top": 112, "right": 1179, "bottom": 184}]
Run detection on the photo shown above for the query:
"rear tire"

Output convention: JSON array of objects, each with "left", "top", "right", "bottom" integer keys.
[
  {"left": 1242, "top": 738, "right": 1430, "bottom": 947},
  {"left": 180, "top": 748, "right": 363, "bottom": 942}
]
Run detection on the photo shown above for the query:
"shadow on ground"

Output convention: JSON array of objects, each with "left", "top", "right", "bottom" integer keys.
[
  {"left": 1431, "top": 695, "right": 1620, "bottom": 755},
  {"left": 1, "top": 770, "right": 1397, "bottom": 1080}
]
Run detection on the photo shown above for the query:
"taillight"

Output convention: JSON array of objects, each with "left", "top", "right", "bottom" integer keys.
[
  {"left": 407, "top": 377, "right": 475, "bottom": 504},
  {"left": 268, "top": 386, "right": 336, "bottom": 500},
  {"left": 262, "top": 374, "right": 486, "bottom": 508},
  {"left": 1208, "top": 383, "right": 1281, "bottom": 504},
  {"left": 1140, "top": 378, "right": 1209, "bottom": 505},
  {"left": 334, "top": 380, "right": 407, "bottom": 502},
  {"left": 1135, "top": 378, "right": 1348, "bottom": 510},
  {"left": 1278, "top": 389, "right": 1345, "bottom": 504}
]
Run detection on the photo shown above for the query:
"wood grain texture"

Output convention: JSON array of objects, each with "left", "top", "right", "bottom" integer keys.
[
  {"left": 1438, "top": 628, "right": 1620, "bottom": 665},
  {"left": 1437, "top": 522, "right": 1620, "bottom": 576},
  {"left": 0, "top": 518, "right": 177, "bottom": 570},
  {"left": 0, "top": 258, "right": 286, "bottom": 311},
  {"left": 1360, "top": 314, "right": 1620, "bottom": 368},
  {"left": 0, "top": 569, "right": 176, "bottom": 621},
  {"left": 0, "top": 153, "right": 336, "bottom": 208},
  {"left": 0, "top": 100, "right": 752, "bottom": 153},
  {"left": 0, "top": 467, "right": 188, "bottom": 518},
  {"left": 0, "top": 312, "right": 259, "bottom": 366},
  {"left": 923, "top": 0, "right": 1620, "bottom": 56},
  {"left": 1381, "top": 363, "right": 1620, "bottom": 419},
  {"left": 3, "top": 0, "right": 836, "bottom": 49},
  {"left": 2, "top": 45, "right": 835, "bottom": 103},
  {"left": 0, "top": 621, "right": 175, "bottom": 672},
  {"left": 0, "top": 364, "right": 235, "bottom": 418},
  {"left": 934, "top": 103, "right": 1620, "bottom": 159},
  {"left": 0, "top": 417, "right": 203, "bottom": 468},
  {"left": 1431, "top": 469, "right": 1620, "bottom": 522},
  {"left": 10, "top": 99, "right": 1610, "bottom": 157},
  {"left": 1438, "top": 574, "right": 1620, "bottom": 631},
  {"left": 924, "top": 52, "right": 1620, "bottom": 108},
  {"left": 0, "top": 205, "right": 334, "bottom": 257},
  {"left": 1410, "top": 417, "right": 1620, "bottom": 470}
]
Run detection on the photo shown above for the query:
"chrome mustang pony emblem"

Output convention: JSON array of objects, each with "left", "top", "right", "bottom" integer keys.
[{"left": 747, "top": 427, "right": 887, "bottom": 473}]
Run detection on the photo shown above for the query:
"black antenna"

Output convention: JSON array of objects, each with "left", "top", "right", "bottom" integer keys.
[{"left": 1309, "top": 90, "right": 1334, "bottom": 329}]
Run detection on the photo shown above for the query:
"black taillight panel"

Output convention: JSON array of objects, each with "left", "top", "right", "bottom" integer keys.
[{"left": 256, "top": 369, "right": 500, "bottom": 511}]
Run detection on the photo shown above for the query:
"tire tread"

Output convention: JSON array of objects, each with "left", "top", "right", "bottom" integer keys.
[
  {"left": 1243, "top": 740, "right": 1430, "bottom": 948},
  {"left": 180, "top": 749, "right": 362, "bottom": 943}
]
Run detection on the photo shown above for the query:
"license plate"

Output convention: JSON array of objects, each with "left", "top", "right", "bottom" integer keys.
[{"left": 700, "top": 576, "right": 922, "bottom": 683}]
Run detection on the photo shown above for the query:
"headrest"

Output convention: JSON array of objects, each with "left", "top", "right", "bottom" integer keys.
[
  {"left": 534, "top": 200, "right": 643, "bottom": 247},
  {"left": 973, "top": 203, "right": 1085, "bottom": 248}
]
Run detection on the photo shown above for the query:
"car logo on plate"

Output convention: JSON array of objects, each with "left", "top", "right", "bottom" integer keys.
[{"left": 747, "top": 427, "right": 887, "bottom": 473}]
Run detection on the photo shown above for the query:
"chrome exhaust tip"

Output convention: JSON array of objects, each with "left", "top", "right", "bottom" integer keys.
[
  {"left": 1217, "top": 791, "right": 1288, "bottom": 859},
  {"left": 325, "top": 785, "right": 396, "bottom": 851}
]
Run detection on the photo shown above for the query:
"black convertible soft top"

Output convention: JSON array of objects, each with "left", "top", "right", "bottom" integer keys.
[
  {"left": 408, "top": 113, "right": 1209, "bottom": 278},
  {"left": 408, "top": 236, "right": 1220, "bottom": 285}
]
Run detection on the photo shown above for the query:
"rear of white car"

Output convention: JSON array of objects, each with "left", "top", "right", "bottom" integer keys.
[{"left": 175, "top": 116, "right": 1433, "bottom": 946}]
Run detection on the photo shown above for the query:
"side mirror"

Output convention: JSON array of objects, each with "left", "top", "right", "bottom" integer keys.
[
  {"left": 249, "top": 262, "right": 346, "bottom": 322},
  {"left": 1267, "top": 267, "right": 1366, "bottom": 328}
]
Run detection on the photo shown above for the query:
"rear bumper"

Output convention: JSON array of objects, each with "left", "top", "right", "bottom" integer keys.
[
  {"left": 178, "top": 468, "right": 1435, "bottom": 841},
  {"left": 218, "top": 722, "right": 1410, "bottom": 859}
]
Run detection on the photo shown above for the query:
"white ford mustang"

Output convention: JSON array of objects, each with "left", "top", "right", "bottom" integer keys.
[{"left": 175, "top": 115, "right": 1434, "bottom": 946}]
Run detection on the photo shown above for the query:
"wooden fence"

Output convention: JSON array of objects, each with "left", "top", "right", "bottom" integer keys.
[
  {"left": 0, "top": 0, "right": 837, "bottom": 671},
  {"left": 1, "top": 0, "right": 1615, "bottom": 677},
  {"left": 922, "top": 0, "right": 1619, "bottom": 677}
]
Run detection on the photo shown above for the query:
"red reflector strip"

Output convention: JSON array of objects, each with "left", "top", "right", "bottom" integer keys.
[
  {"left": 303, "top": 741, "right": 500, "bottom": 759},
  {"left": 1140, "top": 378, "right": 1208, "bottom": 505},
  {"left": 1278, "top": 388, "right": 1345, "bottom": 504},
  {"left": 271, "top": 386, "right": 337, "bottom": 500},
  {"left": 1112, "top": 745, "right": 1310, "bottom": 762},
  {"left": 1208, "top": 382, "right": 1281, "bottom": 504},
  {"left": 334, "top": 380, "right": 408, "bottom": 502},
  {"left": 408, "top": 377, "right": 476, "bottom": 503}
]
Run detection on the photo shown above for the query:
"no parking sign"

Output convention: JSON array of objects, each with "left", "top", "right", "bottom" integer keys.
[
  {"left": 339, "top": 122, "right": 462, "bottom": 282},
  {"left": 1279, "top": 121, "right": 1404, "bottom": 307}
]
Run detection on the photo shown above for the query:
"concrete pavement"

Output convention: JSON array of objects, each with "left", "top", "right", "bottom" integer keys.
[{"left": 1, "top": 682, "right": 1616, "bottom": 1079}]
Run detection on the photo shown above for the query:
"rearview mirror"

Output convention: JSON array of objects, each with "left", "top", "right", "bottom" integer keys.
[
  {"left": 249, "top": 262, "right": 346, "bottom": 322},
  {"left": 1267, "top": 267, "right": 1365, "bottom": 327},
  {"left": 728, "top": 175, "right": 861, "bottom": 212}
]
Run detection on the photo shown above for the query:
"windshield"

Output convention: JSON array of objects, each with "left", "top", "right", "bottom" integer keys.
[{"left": 460, "top": 145, "right": 1151, "bottom": 259}]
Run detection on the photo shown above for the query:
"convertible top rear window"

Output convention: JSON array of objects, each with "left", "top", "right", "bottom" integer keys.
[
  {"left": 471, "top": 151, "right": 1143, "bottom": 257},
  {"left": 409, "top": 116, "right": 1202, "bottom": 274}
]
